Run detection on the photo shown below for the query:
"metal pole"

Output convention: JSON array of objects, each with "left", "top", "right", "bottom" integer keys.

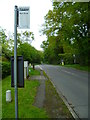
[{"left": 14, "top": 5, "right": 18, "bottom": 119}]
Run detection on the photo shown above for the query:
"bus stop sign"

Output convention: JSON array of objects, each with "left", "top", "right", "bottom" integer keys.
[{"left": 18, "top": 7, "right": 30, "bottom": 29}]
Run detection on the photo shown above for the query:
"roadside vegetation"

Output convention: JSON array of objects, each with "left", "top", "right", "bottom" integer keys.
[
  {"left": 1, "top": 66, "right": 46, "bottom": 118},
  {"left": 0, "top": 27, "right": 43, "bottom": 79},
  {"left": 40, "top": 2, "right": 89, "bottom": 68},
  {"left": 29, "top": 67, "right": 40, "bottom": 76},
  {"left": 2, "top": 76, "right": 48, "bottom": 118},
  {"left": 60, "top": 64, "right": 89, "bottom": 72},
  {"left": 2, "top": 61, "right": 11, "bottom": 79}
]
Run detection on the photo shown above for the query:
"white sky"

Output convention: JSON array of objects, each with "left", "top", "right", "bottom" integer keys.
[{"left": 0, "top": 0, "right": 52, "bottom": 50}]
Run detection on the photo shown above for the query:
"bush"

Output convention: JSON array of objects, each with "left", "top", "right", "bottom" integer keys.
[
  {"left": 2, "top": 61, "right": 11, "bottom": 79},
  {"left": 2, "top": 56, "right": 8, "bottom": 62}
]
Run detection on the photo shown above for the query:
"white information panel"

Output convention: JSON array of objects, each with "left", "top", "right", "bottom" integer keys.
[
  {"left": 24, "top": 61, "right": 28, "bottom": 68},
  {"left": 18, "top": 7, "right": 30, "bottom": 29}
]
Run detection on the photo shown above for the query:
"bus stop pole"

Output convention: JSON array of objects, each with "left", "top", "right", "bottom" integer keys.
[{"left": 14, "top": 5, "right": 18, "bottom": 118}]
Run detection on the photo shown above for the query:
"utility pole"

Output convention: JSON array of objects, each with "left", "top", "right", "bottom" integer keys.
[{"left": 14, "top": 5, "right": 18, "bottom": 118}]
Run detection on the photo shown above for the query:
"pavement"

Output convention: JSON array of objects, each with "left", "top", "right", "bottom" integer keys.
[{"left": 29, "top": 66, "right": 47, "bottom": 108}]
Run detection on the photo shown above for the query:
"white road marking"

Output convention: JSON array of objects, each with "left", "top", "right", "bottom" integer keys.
[{"left": 61, "top": 70, "right": 81, "bottom": 78}]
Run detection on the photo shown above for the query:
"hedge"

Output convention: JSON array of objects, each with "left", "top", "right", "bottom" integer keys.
[{"left": 2, "top": 61, "right": 11, "bottom": 79}]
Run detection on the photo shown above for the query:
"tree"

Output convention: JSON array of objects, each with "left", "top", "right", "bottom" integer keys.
[
  {"left": 41, "top": 2, "right": 89, "bottom": 65},
  {"left": 22, "top": 31, "right": 34, "bottom": 44},
  {"left": 0, "top": 27, "right": 36, "bottom": 62},
  {"left": 0, "top": 27, "right": 12, "bottom": 60},
  {"left": 18, "top": 43, "right": 42, "bottom": 64}
]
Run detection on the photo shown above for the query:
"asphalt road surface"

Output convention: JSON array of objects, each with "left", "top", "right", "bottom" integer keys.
[{"left": 39, "top": 65, "right": 88, "bottom": 119}]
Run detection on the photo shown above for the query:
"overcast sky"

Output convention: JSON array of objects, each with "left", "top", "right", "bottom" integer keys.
[{"left": 0, "top": 0, "right": 52, "bottom": 50}]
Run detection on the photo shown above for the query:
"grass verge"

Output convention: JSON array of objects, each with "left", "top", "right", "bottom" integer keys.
[
  {"left": 43, "top": 71, "right": 74, "bottom": 119},
  {"left": 60, "top": 64, "right": 89, "bottom": 72},
  {"left": 29, "top": 67, "right": 40, "bottom": 76},
  {"left": 2, "top": 76, "right": 48, "bottom": 118}
]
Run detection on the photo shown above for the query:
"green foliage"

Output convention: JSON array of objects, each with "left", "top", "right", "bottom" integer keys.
[
  {"left": 0, "top": 27, "right": 13, "bottom": 60},
  {"left": 62, "top": 64, "right": 89, "bottom": 72},
  {"left": 18, "top": 43, "right": 42, "bottom": 64},
  {"left": 29, "top": 68, "right": 40, "bottom": 76},
  {"left": 0, "top": 27, "right": 43, "bottom": 80},
  {"left": 2, "top": 56, "right": 8, "bottom": 62},
  {"left": 23, "top": 31, "right": 34, "bottom": 42},
  {"left": 1, "top": 61, "right": 11, "bottom": 79},
  {"left": 0, "top": 27, "right": 43, "bottom": 65},
  {"left": 0, "top": 27, "right": 7, "bottom": 44},
  {"left": 2, "top": 45, "right": 12, "bottom": 60},
  {"left": 41, "top": 2, "right": 89, "bottom": 65},
  {"left": 58, "top": 53, "right": 74, "bottom": 65}
]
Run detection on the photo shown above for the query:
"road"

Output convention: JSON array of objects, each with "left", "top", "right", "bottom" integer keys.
[{"left": 39, "top": 64, "right": 88, "bottom": 119}]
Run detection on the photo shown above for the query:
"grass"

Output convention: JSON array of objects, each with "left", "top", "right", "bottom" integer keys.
[
  {"left": 43, "top": 71, "right": 73, "bottom": 118},
  {"left": 29, "top": 67, "right": 40, "bottom": 76},
  {"left": 60, "top": 64, "right": 89, "bottom": 72},
  {"left": 2, "top": 76, "right": 48, "bottom": 118},
  {"left": 44, "top": 80, "right": 73, "bottom": 118}
]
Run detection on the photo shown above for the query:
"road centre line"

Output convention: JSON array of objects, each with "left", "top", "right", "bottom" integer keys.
[
  {"left": 61, "top": 69, "right": 84, "bottom": 79},
  {"left": 61, "top": 70, "right": 76, "bottom": 75}
]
